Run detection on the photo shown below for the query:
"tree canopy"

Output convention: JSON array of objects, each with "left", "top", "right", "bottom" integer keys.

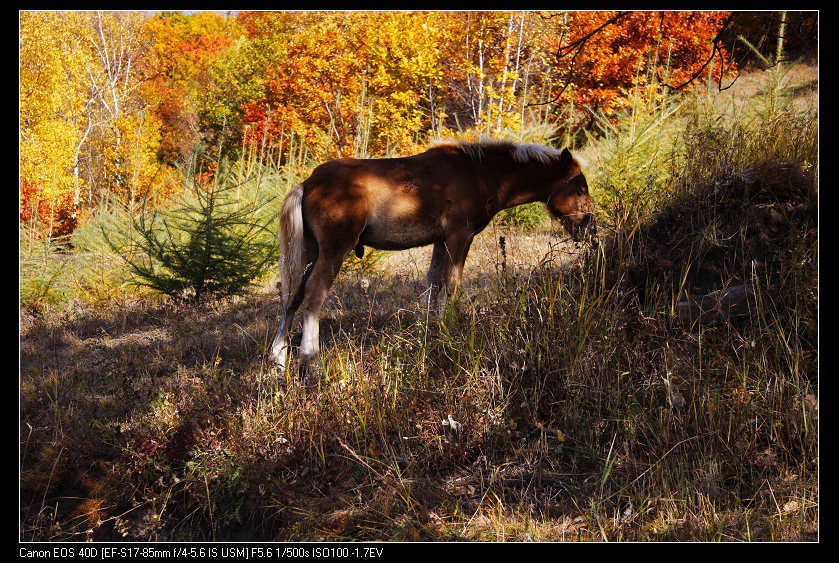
[{"left": 21, "top": 10, "right": 807, "bottom": 236}]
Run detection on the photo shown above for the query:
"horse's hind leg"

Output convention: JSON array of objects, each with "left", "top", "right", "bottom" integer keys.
[
  {"left": 297, "top": 248, "right": 348, "bottom": 380},
  {"left": 270, "top": 278, "right": 302, "bottom": 370},
  {"left": 270, "top": 234, "right": 317, "bottom": 370},
  {"left": 270, "top": 316, "right": 291, "bottom": 370}
]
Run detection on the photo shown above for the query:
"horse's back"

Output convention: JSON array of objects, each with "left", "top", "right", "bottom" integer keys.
[{"left": 300, "top": 153, "right": 455, "bottom": 251}]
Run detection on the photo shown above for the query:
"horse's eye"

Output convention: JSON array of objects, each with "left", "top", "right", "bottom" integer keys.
[{"left": 577, "top": 180, "right": 589, "bottom": 195}]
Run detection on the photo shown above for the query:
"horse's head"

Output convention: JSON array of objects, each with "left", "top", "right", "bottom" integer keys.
[{"left": 546, "top": 149, "right": 596, "bottom": 242}]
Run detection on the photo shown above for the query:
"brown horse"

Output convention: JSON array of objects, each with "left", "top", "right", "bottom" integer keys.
[{"left": 269, "top": 140, "right": 595, "bottom": 374}]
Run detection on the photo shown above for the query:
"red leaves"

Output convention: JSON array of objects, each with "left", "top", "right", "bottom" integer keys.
[
  {"left": 19, "top": 179, "right": 77, "bottom": 236},
  {"left": 196, "top": 161, "right": 218, "bottom": 187}
]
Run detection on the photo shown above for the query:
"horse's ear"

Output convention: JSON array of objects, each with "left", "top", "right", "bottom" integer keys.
[
  {"left": 560, "top": 148, "right": 573, "bottom": 166},
  {"left": 558, "top": 148, "right": 583, "bottom": 179}
]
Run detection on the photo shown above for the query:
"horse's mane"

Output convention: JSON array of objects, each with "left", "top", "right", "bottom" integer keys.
[{"left": 430, "top": 140, "right": 565, "bottom": 165}]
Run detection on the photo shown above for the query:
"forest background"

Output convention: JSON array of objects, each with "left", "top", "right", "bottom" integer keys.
[{"left": 21, "top": 10, "right": 814, "bottom": 240}]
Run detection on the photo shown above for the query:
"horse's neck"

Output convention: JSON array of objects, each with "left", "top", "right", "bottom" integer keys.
[{"left": 493, "top": 162, "right": 554, "bottom": 211}]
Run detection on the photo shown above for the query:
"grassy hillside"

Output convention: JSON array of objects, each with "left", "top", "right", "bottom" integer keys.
[{"left": 19, "top": 63, "right": 817, "bottom": 541}]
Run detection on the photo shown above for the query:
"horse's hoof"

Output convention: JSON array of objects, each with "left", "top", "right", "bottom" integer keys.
[{"left": 300, "top": 361, "right": 322, "bottom": 388}]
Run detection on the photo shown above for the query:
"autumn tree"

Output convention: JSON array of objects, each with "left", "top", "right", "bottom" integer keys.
[
  {"left": 20, "top": 11, "right": 158, "bottom": 234},
  {"left": 543, "top": 11, "right": 733, "bottom": 124},
  {"left": 21, "top": 11, "right": 98, "bottom": 234},
  {"left": 432, "top": 11, "right": 560, "bottom": 138},
  {"left": 139, "top": 11, "right": 240, "bottom": 164},
  {"left": 231, "top": 11, "right": 374, "bottom": 159}
]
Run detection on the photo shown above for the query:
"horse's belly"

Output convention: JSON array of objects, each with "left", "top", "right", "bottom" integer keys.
[
  {"left": 360, "top": 179, "right": 445, "bottom": 250},
  {"left": 359, "top": 218, "right": 441, "bottom": 250},
  {"left": 360, "top": 198, "right": 443, "bottom": 249}
]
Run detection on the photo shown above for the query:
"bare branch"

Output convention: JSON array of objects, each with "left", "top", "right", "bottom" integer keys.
[
  {"left": 526, "top": 11, "right": 631, "bottom": 108},
  {"left": 664, "top": 13, "right": 736, "bottom": 92}
]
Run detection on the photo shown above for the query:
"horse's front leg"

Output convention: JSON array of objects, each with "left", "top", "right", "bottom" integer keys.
[
  {"left": 426, "top": 241, "right": 449, "bottom": 316},
  {"left": 426, "top": 231, "right": 474, "bottom": 317}
]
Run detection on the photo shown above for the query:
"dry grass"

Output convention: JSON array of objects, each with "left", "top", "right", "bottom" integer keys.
[
  {"left": 18, "top": 211, "right": 817, "bottom": 541},
  {"left": 19, "top": 64, "right": 818, "bottom": 542}
]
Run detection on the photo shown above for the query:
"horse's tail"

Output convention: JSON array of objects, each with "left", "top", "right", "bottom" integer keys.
[{"left": 279, "top": 184, "right": 306, "bottom": 309}]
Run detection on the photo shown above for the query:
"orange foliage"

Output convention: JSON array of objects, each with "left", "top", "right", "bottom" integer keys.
[
  {"left": 139, "top": 11, "right": 240, "bottom": 164},
  {"left": 238, "top": 11, "right": 373, "bottom": 158},
  {"left": 556, "top": 11, "right": 732, "bottom": 116}
]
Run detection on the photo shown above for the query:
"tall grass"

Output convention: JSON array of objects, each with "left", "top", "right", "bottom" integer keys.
[
  {"left": 584, "top": 84, "right": 686, "bottom": 238},
  {"left": 19, "top": 225, "right": 73, "bottom": 312}
]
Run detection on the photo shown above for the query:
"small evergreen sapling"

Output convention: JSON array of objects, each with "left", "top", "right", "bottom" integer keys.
[{"left": 104, "top": 152, "right": 278, "bottom": 303}]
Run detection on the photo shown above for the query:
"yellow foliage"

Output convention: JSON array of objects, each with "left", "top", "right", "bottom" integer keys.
[
  {"left": 19, "top": 11, "right": 93, "bottom": 209},
  {"left": 20, "top": 11, "right": 160, "bottom": 228}
]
